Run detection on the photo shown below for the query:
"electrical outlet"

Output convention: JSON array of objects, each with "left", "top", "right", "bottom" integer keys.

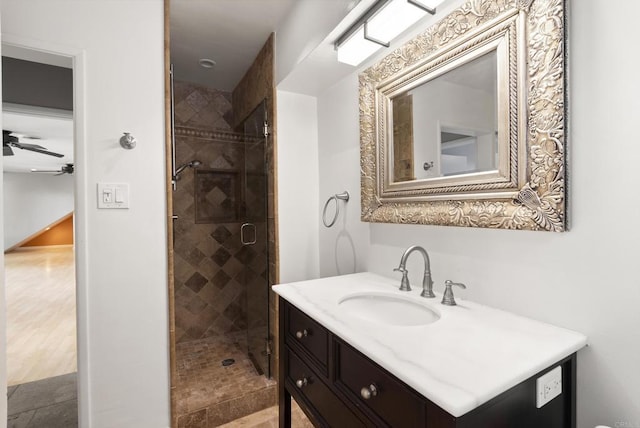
[{"left": 536, "top": 366, "right": 562, "bottom": 408}]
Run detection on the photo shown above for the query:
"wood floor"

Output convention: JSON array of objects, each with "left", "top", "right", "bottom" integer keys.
[{"left": 4, "top": 246, "right": 77, "bottom": 386}]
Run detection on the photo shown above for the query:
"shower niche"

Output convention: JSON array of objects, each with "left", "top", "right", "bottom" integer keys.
[
  {"left": 169, "top": 76, "right": 276, "bottom": 426},
  {"left": 194, "top": 169, "right": 241, "bottom": 223}
]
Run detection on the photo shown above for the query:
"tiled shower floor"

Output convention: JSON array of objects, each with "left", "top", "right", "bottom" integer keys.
[{"left": 175, "top": 335, "right": 276, "bottom": 426}]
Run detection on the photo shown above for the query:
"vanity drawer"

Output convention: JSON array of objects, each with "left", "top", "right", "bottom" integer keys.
[
  {"left": 286, "top": 347, "right": 365, "bottom": 428},
  {"left": 335, "top": 339, "right": 426, "bottom": 427},
  {"left": 285, "top": 302, "right": 328, "bottom": 371}
]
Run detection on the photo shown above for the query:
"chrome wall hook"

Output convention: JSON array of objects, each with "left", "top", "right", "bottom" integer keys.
[{"left": 119, "top": 132, "right": 137, "bottom": 150}]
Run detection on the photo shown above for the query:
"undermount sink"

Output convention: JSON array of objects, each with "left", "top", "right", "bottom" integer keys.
[{"left": 339, "top": 292, "right": 440, "bottom": 326}]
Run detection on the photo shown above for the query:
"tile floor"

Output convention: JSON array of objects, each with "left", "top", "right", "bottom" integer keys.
[
  {"left": 176, "top": 334, "right": 276, "bottom": 426},
  {"left": 6, "top": 370, "right": 311, "bottom": 427},
  {"left": 219, "top": 400, "right": 312, "bottom": 428},
  {"left": 7, "top": 372, "right": 77, "bottom": 428}
]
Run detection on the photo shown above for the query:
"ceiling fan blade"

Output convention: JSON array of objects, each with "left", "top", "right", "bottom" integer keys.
[
  {"left": 13, "top": 143, "right": 64, "bottom": 158},
  {"left": 15, "top": 142, "right": 48, "bottom": 150},
  {"left": 31, "top": 163, "right": 74, "bottom": 175}
]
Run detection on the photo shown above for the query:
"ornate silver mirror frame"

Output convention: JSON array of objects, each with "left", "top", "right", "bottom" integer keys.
[{"left": 360, "top": 0, "right": 566, "bottom": 231}]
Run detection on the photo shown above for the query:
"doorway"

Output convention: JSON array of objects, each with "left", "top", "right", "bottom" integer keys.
[{"left": 2, "top": 46, "right": 79, "bottom": 427}]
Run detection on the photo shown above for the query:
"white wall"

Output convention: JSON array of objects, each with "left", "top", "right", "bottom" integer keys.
[
  {"left": 275, "top": 0, "right": 354, "bottom": 84},
  {"left": 317, "top": 76, "right": 369, "bottom": 277},
  {"left": 276, "top": 90, "right": 320, "bottom": 282},
  {"left": 314, "top": 0, "right": 640, "bottom": 426},
  {"left": 1, "top": 1, "right": 170, "bottom": 427},
  {"left": 3, "top": 172, "right": 74, "bottom": 250}
]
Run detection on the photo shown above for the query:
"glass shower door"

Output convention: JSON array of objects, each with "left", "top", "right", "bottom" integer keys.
[{"left": 241, "top": 101, "right": 270, "bottom": 377}]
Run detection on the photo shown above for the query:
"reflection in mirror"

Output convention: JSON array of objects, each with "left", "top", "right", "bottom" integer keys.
[
  {"left": 440, "top": 126, "right": 497, "bottom": 176},
  {"left": 391, "top": 50, "right": 497, "bottom": 183}
]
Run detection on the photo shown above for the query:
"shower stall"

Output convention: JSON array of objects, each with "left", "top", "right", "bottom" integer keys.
[{"left": 169, "top": 77, "right": 274, "bottom": 425}]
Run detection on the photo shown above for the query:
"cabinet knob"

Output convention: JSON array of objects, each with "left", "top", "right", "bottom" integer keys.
[
  {"left": 295, "top": 329, "right": 308, "bottom": 339},
  {"left": 296, "top": 377, "right": 308, "bottom": 388},
  {"left": 360, "top": 383, "right": 378, "bottom": 400}
]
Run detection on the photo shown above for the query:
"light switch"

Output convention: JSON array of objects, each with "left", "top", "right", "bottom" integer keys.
[
  {"left": 97, "top": 183, "right": 130, "bottom": 209},
  {"left": 103, "top": 188, "right": 113, "bottom": 203}
]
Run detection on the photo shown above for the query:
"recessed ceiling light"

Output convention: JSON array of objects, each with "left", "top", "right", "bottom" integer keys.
[{"left": 199, "top": 58, "right": 216, "bottom": 69}]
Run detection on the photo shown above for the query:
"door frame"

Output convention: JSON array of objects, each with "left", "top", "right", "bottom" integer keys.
[
  {"left": 162, "top": 2, "right": 179, "bottom": 426},
  {"left": 0, "top": 35, "right": 89, "bottom": 427}
]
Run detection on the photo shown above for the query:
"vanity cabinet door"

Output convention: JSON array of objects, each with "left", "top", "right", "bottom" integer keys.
[
  {"left": 334, "top": 339, "right": 427, "bottom": 427},
  {"left": 285, "top": 302, "right": 329, "bottom": 374},
  {"left": 286, "top": 347, "right": 366, "bottom": 428}
]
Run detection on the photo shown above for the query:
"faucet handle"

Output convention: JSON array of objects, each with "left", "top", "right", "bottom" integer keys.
[
  {"left": 393, "top": 267, "right": 411, "bottom": 291},
  {"left": 442, "top": 280, "right": 466, "bottom": 306}
]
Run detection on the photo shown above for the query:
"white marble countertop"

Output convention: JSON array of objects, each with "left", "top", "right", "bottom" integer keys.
[{"left": 273, "top": 272, "right": 587, "bottom": 418}]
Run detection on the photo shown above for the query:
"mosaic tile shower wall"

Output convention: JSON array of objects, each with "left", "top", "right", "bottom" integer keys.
[{"left": 172, "top": 80, "right": 250, "bottom": 344}]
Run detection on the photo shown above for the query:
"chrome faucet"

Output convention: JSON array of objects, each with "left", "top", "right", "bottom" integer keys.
[{"left": 393, "top": 245, "right": 435, "bottom": 298}]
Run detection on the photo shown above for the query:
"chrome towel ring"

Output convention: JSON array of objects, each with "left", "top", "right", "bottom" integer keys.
[{"left": 322, "top": 191, "right": 349, "bottom": 228}]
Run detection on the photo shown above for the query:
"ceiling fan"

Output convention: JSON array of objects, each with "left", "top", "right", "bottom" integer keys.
[
  {"left": 3, "top": 129, "right": 64, "bottom": 158},
  {"left": 31, "top": 163, "right": 74, "bottom": 175}
]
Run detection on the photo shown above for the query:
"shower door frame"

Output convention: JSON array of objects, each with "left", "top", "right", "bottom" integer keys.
[{"left": 240, "top": 99, "right": 272, "bottom": 378}]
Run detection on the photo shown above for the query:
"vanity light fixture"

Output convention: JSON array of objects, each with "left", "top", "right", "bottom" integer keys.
[
  {"left": 337, "top": 26, "right": 384, "bottom": 66},
  {"left": 335, "top": 0, "right": 445, "bottom": 66},
  {"left": 409, "top": 0, "right": 447, "bottom": 11}
]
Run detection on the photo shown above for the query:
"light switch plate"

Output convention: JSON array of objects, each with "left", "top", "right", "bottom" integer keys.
[
  {"left": 536, "top": 365, "right": 562, "bottom": 408},
  {"left": 97, "top": 183, "right": 130, "bottom": 209}
]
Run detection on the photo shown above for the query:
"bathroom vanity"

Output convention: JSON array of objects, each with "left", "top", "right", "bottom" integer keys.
[{"left": 274, "top": 273, "right": 587, "bottom": 427}]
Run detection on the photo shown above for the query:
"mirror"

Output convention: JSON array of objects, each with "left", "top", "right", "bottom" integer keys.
[
  {"left": 360, "top": 0, "right": 567, "bottom": 231},
  {"left": 391, "top": 50, "right": 498, "bottom": 182}
]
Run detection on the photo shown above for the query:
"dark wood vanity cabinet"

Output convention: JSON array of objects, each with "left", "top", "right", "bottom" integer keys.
[{"left": 279, "top": 298, "right": 577, "bottom": 428}]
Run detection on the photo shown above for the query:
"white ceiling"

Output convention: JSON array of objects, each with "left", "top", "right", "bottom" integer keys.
[
  {"left": 170, "top": 0, "right": 297, "bottom": 91},
  {"left": 3, "top": 107, "right": 73, "bottom": 174},
  {"left": 2, "top": 44, "right": 74, "bottom": 174}
]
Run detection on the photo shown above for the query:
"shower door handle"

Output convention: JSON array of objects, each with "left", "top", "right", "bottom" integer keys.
[{"left": 241, "top": 223, "right": 257, "bottom": 245}]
